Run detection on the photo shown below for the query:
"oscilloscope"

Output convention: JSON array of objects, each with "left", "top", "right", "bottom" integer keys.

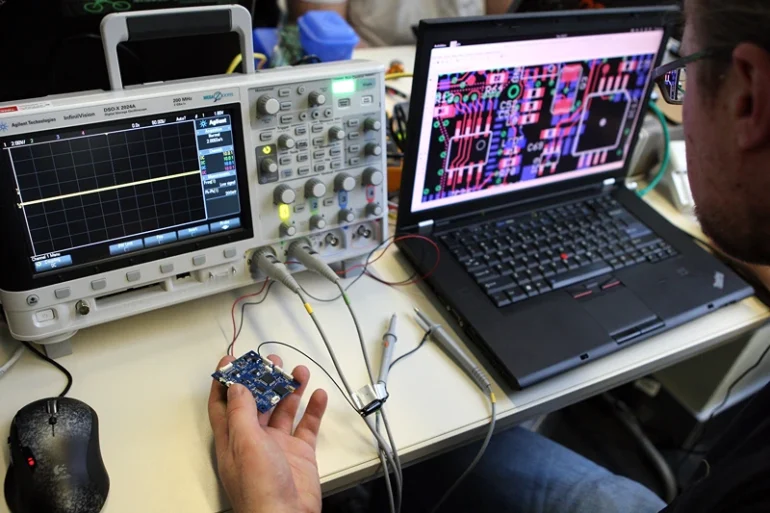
[{"left": 0, "top": 6, "right": 388, "bottom": 352}]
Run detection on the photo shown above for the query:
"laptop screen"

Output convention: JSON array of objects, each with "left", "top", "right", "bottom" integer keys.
[{"left": 409, "top": 27, "right": 666, "bottom": 214}]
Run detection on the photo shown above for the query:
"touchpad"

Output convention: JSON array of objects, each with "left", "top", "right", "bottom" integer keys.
[{"left": 581, "top": 288, "right": 662, "bottom": 343}]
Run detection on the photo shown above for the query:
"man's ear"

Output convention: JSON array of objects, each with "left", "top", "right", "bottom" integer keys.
[{"left": 731, "top": 43, "right": 770, "bottom": 150}]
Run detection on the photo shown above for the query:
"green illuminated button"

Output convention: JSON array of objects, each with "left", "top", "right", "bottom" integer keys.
[{"left": 332, "top": 79, "right": 357, "bottom": 94}]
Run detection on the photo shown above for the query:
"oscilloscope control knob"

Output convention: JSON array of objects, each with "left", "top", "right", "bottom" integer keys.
[
  {"left": 280, "top": 223, "right": 297, "bottom": 237},
  {"left": 364, "top": 118, "right": 382, "bottom": 132},
  {"left": 310, "top": 215, "right": 327, "bottom": 230},
  {"left": 329, "top": 126, "right": 346, "bottom": 141},
  {"left": 257, "top": 95, "right": 281, "bottom": 116},
  {"left": 365, "top": 143, "right": 382, "bottom": 157},
  {"left": 274, "top": 184, "right": 296, "bottom": 204},
  {"left": 362, "top": 168, "right": 384, "bottom": 186},
  {"left": 367, "top": 203, "right": 384, "bottom": 217},
  {"left": 261, "top": 158, "right": 278, "bottom": 175},
  {"left": 278, "top": 135, "right": 296, "bottom": 150},
  {"left": 305, "top": 179, "right": 327, "bottom": 199},
  {"left": 308, "top": 91, "right": 327, "bottom": 107},
  {"left": 339, "top": 209, "right": 356, "bottom": 224},
  {"left": 335, "top": 173, "right": 356, "bottom": 192}
]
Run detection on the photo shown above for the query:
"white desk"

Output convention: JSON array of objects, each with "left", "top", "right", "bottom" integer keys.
[{"left": 2, "top": 48, "right": 769, "bottom": 513}]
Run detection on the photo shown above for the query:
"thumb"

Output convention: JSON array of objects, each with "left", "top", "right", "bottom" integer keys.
[{"left": 226, "top": 384, "right": 262, "bottom": 443}]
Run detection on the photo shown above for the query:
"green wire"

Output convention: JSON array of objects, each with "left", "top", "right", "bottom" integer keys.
[{"left": 637, "top": 100, "right": 671, "bottom": 198}]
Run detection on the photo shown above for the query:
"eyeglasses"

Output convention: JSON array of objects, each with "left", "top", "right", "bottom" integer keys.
[{"left": 652, "top": 48, "right": 732, "bottom": 105}]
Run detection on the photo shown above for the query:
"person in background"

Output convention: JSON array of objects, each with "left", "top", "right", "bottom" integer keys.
[
  {"left": 210, "top": 0, "right": 770, "bottom": 512},
  {"left": 288, "top": 0, "right": 512, "bottom": 46}
]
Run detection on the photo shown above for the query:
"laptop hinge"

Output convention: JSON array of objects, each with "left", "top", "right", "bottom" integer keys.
[
  {"left": 418, "top": 219, "right": 434, "bottom": 235},
  {"left": 602, "top": 177, "right": 616, "bottom": 192}
]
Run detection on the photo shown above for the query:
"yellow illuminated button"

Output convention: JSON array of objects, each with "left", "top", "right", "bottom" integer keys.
[
  {"left": 262, "top": 146, "right": 272, "bottom": 155},
  {"left": 278, "top": 203, "right": 291, "bottom": 221}
]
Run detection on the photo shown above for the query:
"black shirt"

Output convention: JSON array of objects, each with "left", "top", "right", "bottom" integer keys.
[{"left": 662, "top": 382, "right": 770, "bottom": 513}]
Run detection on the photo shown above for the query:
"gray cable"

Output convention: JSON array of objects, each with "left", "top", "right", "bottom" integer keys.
[
  {"left": 336, "top": 282, "right": 375, "bottom": 384},
  {"left": 380, "top": 407, "right": 404, "bottom": 512},
  {"left": 298, "top": 291, "right": 355, "bottom": 397},
  {"left": 258, "top": 249, "right": 400, "bottom": 513},
  {"left": 0, "top": 345, "right": 25, "bottom": 378},
  {"left": 337, "top": 282, "right": 404, "bottom": 512},
  {"left": 602, "top": 393, "right": 678, "bottom": 503},
  {"left": 379, "top": 451, "right": 396, "bottom": 513},
  {"left": 430, "top": 389, "right": 497, "bottom": 513},
  {"left": 296, "top": 290, "right": 399, "bottom": 513},
  {"left": 286, "top": 242, "right": 404, "bottom": 510}
]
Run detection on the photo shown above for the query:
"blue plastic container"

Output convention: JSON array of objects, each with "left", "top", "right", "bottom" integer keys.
[
  {"left": 252, "top": 27, "right": 279, "bottom": 65},
  {"left": 297, "top": 11, "right": 359, "bottom": 62}
]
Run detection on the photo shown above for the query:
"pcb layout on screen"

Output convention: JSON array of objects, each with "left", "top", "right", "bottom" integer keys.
[{"left": 411, "top": 30, "right": 665, "bottom": 213}]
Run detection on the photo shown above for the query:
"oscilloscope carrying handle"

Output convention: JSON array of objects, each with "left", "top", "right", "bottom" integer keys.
[{"left": 100, "top": 5, "right": 256, "bottom": 91}]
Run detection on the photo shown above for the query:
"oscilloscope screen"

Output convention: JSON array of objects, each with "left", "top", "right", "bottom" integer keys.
[{"left": 1, "top": 106, "right": 245, "bottom": 273}]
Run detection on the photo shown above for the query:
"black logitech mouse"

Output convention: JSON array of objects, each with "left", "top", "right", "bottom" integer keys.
[{"left": 4, "top": 397, "right": 109, "bottom": 513}]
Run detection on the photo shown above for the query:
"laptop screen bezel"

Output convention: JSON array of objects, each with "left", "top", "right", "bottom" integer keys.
[{"left": 397, "top": 7, "right": 679, "bottom": 232}]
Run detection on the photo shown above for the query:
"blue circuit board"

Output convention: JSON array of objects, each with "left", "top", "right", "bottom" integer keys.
[{"left": 212, "top": 351, "right": 301, "bottom": 413}]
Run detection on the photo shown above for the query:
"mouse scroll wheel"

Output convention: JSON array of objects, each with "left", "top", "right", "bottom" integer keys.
[{"left": 46, "top": 399, "right": 58, "bottom": 415}]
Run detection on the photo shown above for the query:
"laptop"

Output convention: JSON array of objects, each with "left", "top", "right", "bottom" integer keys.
[{"left": 396, "top": 7, "right": 754, "bottom": 389}]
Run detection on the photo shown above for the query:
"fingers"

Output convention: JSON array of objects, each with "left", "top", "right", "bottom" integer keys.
[
  {"left": 258, "top": 354, "right": 284, "bottom": 427},
  {"left": 208, "top": 355, "right": 236, "bottom": 450},
  {"left": 225, "top": 383, "right": 262, "bottom": 447},
  {"left": 267, "top": 365, "right": 310, "bottom": 433},
  {"left": 294, "top": 389, "right": 328, "bottom": 450},
  {"left": 267, "top": 354, "right": 283, "bottom": 368}
]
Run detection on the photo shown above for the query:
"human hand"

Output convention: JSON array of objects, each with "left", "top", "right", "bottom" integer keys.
[{"left": 208, "top": 355, "right": 329, "bottom": 513}]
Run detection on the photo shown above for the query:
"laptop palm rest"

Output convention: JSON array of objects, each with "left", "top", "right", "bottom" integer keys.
[{"left": 581, "top": 287, "right": 664, "bottom": 345}]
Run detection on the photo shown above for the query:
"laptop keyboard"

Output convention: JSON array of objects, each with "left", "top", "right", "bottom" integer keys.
[{"left": 439, "top": 196, "right": 679, "bottom": 308}]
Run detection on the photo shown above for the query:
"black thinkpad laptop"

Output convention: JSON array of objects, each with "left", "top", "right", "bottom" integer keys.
[{"left": 396, "top": 8, "right": 754, "bottom": 388}]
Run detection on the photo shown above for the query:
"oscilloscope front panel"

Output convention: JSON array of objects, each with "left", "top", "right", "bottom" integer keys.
[{"left": 0, "top": 60, "right": 388, "bottom": 344}]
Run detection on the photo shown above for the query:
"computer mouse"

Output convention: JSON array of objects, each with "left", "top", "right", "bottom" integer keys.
[{"left": 4, "top": 397, "right": 109, "bottom": 513}]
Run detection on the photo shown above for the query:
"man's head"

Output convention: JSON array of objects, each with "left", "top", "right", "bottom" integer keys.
[{"left": 683, "top": 0, "right": 770, "bottom": 264}]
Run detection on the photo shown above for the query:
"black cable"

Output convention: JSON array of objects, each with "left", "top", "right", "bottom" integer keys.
[
  {"left": 676, "top": 342, "right": 770, "bottom": 473},
  {"left": 232, "top": 235, "right": 400, "bottom": 347},
  {"left": 21, "top": 342, "right": 73, "bottom": 397},
  {"left": 257, "top": 341, "right": 360, "bottom": 413},
  {"left": 295, "top": 54, "right": 322, "bottom": 65},
  {"left": 385, "top": 86, "right": 409, "bottom": 99},
  {"left": 297, "top": 271, "right": 368, "bottom": 303},
  {"left": 602, "top": 393, "right": 678, "bottom": 503},
  {"left": 389, "top": 103, "right": 409, "bottom": 154},
  {"left": 388, "top": 330, "right": 431, "bottom": 372},
  {"left": 229, "top": 281, "right": 277, "bottom": 355},
  {"left": 295, "top": 236, "right": 399, "bottom": 303}
]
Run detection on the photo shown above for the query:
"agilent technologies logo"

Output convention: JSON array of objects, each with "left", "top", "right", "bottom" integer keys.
[
  {"left": 203, "top": 91, "right": 234, "bottom": 103},
  {"left": 0, "top": 122, "right": 8, "bottom": 132}
]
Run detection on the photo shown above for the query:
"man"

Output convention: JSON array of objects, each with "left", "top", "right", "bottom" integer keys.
[
  {"left": 288, "top": 0, "right": 511, "bottom": 46},
  {"left": 209, "top": 1, "right": 770, "bottom": 511}
]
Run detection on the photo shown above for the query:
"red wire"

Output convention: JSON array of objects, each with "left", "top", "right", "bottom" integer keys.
[
  {"left": 228, "top": 236, "right": 439, "bottom": 354},
  {"left": 229, "top": 278, "right": 270, "bottom": 355},
  {"left": 294, "top": 235, "right": 441, "bottom": 285},
  {"left": 359, "top": 234, "right": 441, "bottom": 287}
]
